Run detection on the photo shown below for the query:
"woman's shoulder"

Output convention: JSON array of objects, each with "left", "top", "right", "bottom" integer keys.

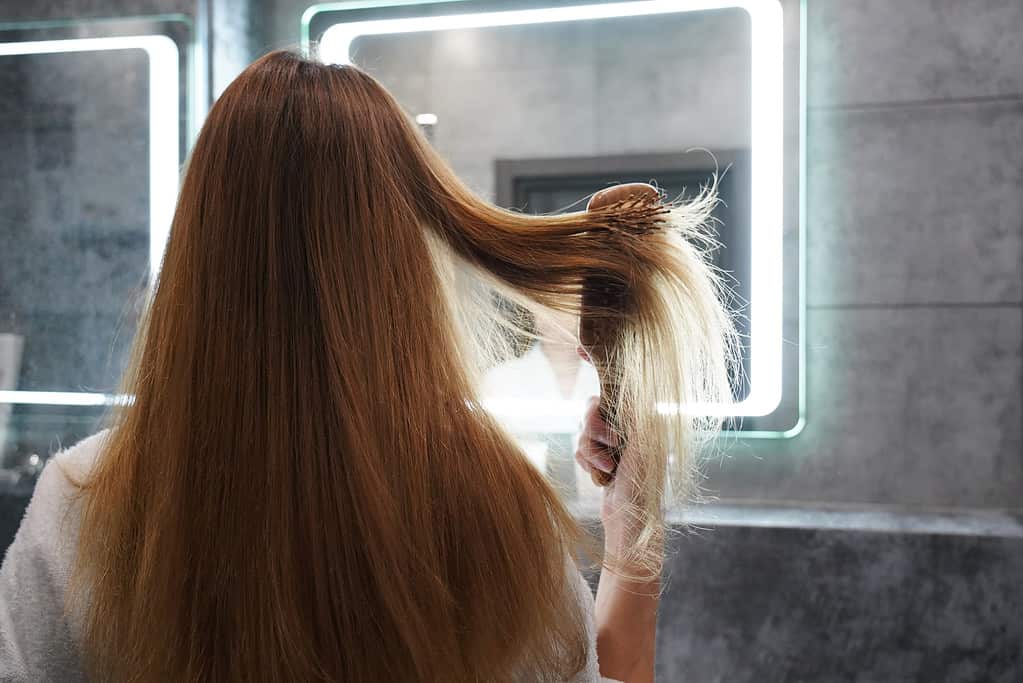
[
  {"left": 3, "top": 429, "right": 108, "bottom": 591},
  {"left": 0, "top": 431, "right": 106, "bottom": 682},
  {"left": 12, "top": 429, "right": 109, "bottom": 551},
  {"left": 9, "top": 429, "right": 110, "bottom": 577},
  {"left": 49, "top": 429, "right": 110, "bottom": 485}
]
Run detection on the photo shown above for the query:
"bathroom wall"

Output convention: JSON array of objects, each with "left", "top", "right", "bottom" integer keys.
[
  {"left": 705, "top": 0, "right": 1023, "bottom": 512},
  {"left": 342, "top": 11, "right": 752, "bottom": 202},
  {"left": 654, "top": 522, "right": 1023, "bottom": 682},
  {"left": 661, "top": 0, "right": 1023, "bottom": 675}
]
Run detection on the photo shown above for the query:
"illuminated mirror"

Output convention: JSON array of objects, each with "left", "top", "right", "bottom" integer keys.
[
  {"left": 306, "top": 0, "right": 801, "bottom": 462},
  {"left": 306, "top": 0, "right": 803, "bottom": 452},
  {"left": 0, "top": 18, "right": 190, "bottom": 477}
]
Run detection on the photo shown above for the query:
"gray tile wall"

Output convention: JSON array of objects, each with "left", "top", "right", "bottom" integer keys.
[
  {"left": 713, "top": 307, "right": 1022, "bottom": 507},
  {"left": 807, "top": 0, "right": 1023, "bottom": 106},
  {"left": 706, "top": 0, "right": 1023, "bottom": 510},
  {"left": 0, "top": 50, "right": 150, "bottom": 393},
  {"left": 654, "top": 523, "right": 1023, "bottom": 682},
  {"left": 345, "top": 10, "right": 752, "bottom": 201}
]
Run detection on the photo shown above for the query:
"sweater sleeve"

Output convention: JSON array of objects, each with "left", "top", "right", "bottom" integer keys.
[
  {"left": 566, "top": 562, "right": 624, "bottom": 683},
  {"left": 0, "top": 433, "right": 104, "bottom": 682}
]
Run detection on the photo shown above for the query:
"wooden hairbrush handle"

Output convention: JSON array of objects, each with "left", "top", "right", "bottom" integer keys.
[
  {"left": 580, "top": 283, "right": 625, "bottom": 487},
  {"left": 582, "top": 183, "right": 659, "bottom": 487}
]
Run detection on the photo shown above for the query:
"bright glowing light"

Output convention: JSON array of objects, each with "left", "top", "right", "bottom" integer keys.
[
  {"left": 0, "top": 35, "right": 180, "bottom": 408},
  {"left": 415, "top": 112, "right": 438, "bottom": 125},
  {"left": 319, "top": 0, "right": 784, "bottom": 418},
  {"left": 0, "top": 390, "right": 114, "bottom": 406}
]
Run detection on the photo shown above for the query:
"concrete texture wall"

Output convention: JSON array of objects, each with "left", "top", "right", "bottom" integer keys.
[
  {"left": 705, "top": 0, "right": 1023, "bottom": 511},
  {"left": 655, "top": 523, "right": 1023, "bottom": 682},
  {"left": 0, "top": 50, "right": 149, "bottom": 394},
  {"left": 0, "top": 0, "right": 193, "bottom": 20},
  {"left": 346, "top": 9, "right": 752, "bottom": 200}
]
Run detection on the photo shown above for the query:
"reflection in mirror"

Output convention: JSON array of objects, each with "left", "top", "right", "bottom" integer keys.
[
  {"left": 0, "top": 25, "right": 185, "bottom": 482},
  {"left": 0, "top": 48, "right": 152, "bottom": 397},
  {"left": 495, "top": 151, "right": 752, "bottom": 403},
  {"left": 311, "top": 1, "right": 788, "bottom": 503}
]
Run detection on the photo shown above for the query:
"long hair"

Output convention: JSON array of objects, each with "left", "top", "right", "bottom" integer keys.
[{"left": 69, "top": 50, "right": 735, "bottom": 682}]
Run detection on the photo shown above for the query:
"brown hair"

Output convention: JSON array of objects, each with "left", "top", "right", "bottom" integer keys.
[{"left": 70, "top": 50, "right": 734, "bottom": 682}]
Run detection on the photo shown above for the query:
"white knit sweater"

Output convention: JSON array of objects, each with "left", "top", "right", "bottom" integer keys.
[{"left": 0, "top": 432, "right": 619, "bottom": 682}]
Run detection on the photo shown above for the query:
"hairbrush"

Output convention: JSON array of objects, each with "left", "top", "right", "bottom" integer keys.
[{"left": 581, "top": 183, "right": 662, "bottom": 487}]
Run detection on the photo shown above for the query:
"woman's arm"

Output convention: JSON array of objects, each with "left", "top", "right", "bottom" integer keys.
[
  {"left": 0, "top": 446, "right": 94, "bottom": 683},
  {"left": 575, "top": 397, "right": 661, "bottom": 683},
  {"left": 594, "top": 563, "right": 659, "bottom": 683}
]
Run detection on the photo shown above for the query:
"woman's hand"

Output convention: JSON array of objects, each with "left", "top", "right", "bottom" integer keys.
[
  {"left": 575, "top": 395, "right": 627, "bottom": 520},
  {"left": 576, "top": 389, "right": 660, "bottom": 683},
  {"left": 574, "top": 391, "right": 646, "bottom": 552}
]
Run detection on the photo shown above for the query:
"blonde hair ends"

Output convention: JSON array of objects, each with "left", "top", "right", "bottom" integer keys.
[{"left": 68, "top": 50, "right": 735, "bottom": 682}]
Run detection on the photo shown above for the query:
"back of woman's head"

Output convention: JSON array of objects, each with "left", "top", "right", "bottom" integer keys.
[{"left": 70, "top": 50, "right": 735, "bottom": 682}]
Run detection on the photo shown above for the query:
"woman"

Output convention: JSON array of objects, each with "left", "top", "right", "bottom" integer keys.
[{"left": 0, "top": 51, "right": 733, "bottom": 682}]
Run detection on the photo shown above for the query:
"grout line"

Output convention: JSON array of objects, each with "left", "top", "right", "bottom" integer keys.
[
  {"left": 570, "top": 500, "right": 1023, "bottom": 538},
  {"left": 808, "top": 92, "right": 1023, "bottom": 114},
  {"left": 808, "top": 301, "right": 1023, "bottom": 311}
]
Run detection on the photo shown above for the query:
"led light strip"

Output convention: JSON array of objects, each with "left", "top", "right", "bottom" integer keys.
[
  {"left": 320, "top": 0, "right": 784, "bottom": 417},
  {"left": 0, "top": 35, "right": 180, "bottom": 408}
]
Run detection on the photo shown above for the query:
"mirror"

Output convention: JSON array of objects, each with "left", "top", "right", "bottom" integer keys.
[
  {"left": 0, "top": 18, "right": 189, "bottom": 473},
  {"left": 307, "top": 0, "right": 798, "bottom": 442},
  {"left": 307, "top": 0, "right": 798, "bottom": 503}
]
